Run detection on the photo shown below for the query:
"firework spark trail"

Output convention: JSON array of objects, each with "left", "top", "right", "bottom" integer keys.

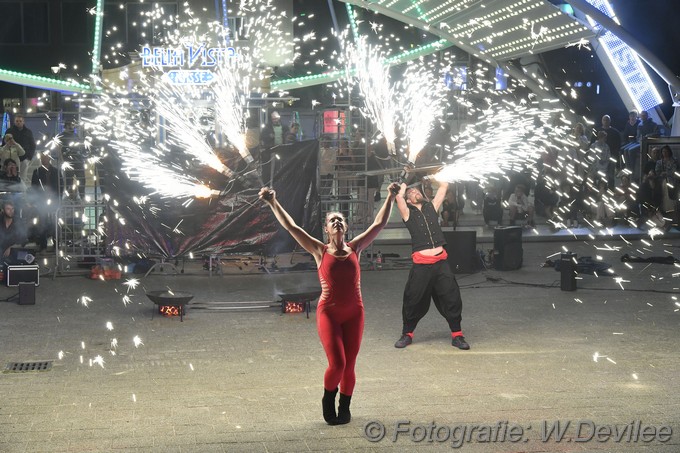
[
  {"left": 398, "top": 61, "right": 449, "bottom": 163},
  {"left": 343, "top": 36, "right": 398, "bottom": 152},
  {"left": 212, "top": 62, "right": 251, "bottom": 162},
  {"left": 109, "top": 140, "right": 219, "bottom": 198},
  {"left": 151, "top": 86, "right": 233, "bottom": 176},
  {"left": 436, "top": 101, "right": 568, "bottom": 185}
]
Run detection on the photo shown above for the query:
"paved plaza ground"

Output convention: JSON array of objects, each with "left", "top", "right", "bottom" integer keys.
[{"left": 0, "top": 236, "right": 679, "bottom": 452}]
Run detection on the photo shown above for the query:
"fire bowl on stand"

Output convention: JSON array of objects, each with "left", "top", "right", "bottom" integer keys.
[
  {"left": 277, "top": 289, "right": 321, "bottom": 318},
  {"left": 146, "top": 290, "right": 194, "bottom": 322}
]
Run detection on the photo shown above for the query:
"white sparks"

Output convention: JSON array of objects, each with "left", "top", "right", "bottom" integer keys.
[
  {"left": 133, "top": 336, "right": 144, "bottom": 348},
  {"left": 92, "top": 355, "right": 105, "bottom": 368},
  {"left": 123, "top": 278, "right": 140, "bottom": 292},
  {"left": 79, "top": 296, "right": 93, "bottom": 307},
  {"left": 106, "top": 322, "right": 114, "bottom": 331}
]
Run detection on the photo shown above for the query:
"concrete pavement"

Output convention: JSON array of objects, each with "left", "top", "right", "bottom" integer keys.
[{"left": 0, "top": 238, "right": 679, "bottom": 452}]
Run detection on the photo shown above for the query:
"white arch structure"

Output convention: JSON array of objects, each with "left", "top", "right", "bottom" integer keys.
[{"left": 340, "top": 0, "right": 679, "bottom": 130}]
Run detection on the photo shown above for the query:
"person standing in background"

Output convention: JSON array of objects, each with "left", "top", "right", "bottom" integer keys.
[{"left": 3, "top": 115, "right": 36, "bottom": 183}]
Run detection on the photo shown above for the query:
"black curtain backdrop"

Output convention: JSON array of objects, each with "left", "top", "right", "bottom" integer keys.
[{"left": 104, "top": 140, "right": 321, "bottom": 258}]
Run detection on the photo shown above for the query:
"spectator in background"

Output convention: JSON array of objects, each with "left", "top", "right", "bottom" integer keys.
[
  {"left": 285, "top": 122, "right": 300, "bottom": 144},
  {"left": 0, "top": 134, "right": 26, "bottom": 167},
  {"left": 636, "top": 170, "right": 663, "bottom": 228},
  {"left": 596, "top": 115, "right": 621, "bottom": 174},
  {"left": 590, "top": 180, "right": 614, "bottom": 226},
  {"left": 655, "top": 145, "right": 678, "bottom": 215},
  {"left": 508, "top": 184, "right": 535, "bottom": 227},
  {"left": 260, "top": 111, "right": 289, "bottom": 149},
  {"left": 613, "top": 174, "right": 635, "bottom": 223},
  {"left": 568, "top": 123, "right": 590, "bottom": 179},
  {"left": 441, "top": 184, "right": 465, "bottom": 228},
  {"left": 60, "top": 121, "right": 86, "bottom": 200},
  {"left": 622, "top": 110, "right": 659, "bottom": 180},
  {"left": 3, "top": 115, "right": 36, "bottom": 183},
  {"left": 642, "top": 146, "right": 661, "bottom": 177},
  {"left": 0, "top": 159, "right": 22, "bottom": 185},
  {"left": 0, "top": 200, "right": 27, "bottom": 257},
  {"left": 557, "top": 179, "right": 582, "bottom": 228},
  {"left": 587, "top": 130, "right": 611, "bottom": 186},
  {"left": 620, "top": 111, "right": 640, "bottom": 147},
  {"left": 30, "top": 153, "right": 62, "bottom": 251}
]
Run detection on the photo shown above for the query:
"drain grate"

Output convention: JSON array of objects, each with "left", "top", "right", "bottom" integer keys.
[{"left": 4, "top": 361, "right": 53, "bottom": 373}]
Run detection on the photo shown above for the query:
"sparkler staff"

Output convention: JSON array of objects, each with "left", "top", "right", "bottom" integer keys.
[
  {"left": 259, "top": 182, "right": 401, "bottom": 425},
  {"left": 393, "top": 170, "right": 470, "bottom": 350}
]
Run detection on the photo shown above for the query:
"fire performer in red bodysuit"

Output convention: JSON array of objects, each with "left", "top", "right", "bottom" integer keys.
[{"left": 259, "top": 182, "right": 400, "bottom": 425}]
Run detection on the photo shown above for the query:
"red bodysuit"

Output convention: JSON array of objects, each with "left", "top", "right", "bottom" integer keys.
[{"left": 316, "top": 244, "right": 364, "bottom": 396}]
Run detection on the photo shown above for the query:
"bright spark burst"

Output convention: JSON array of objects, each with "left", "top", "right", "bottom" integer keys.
[
  {"left": 79, "top": 296, "right": 93, "bottom": 307},
  {"left": 566, "top": 38, "right": 591, "bottom": 50},
  {"left": 106, "top": 322, "right": 114, "bottom": 331},
  {"left": 123, "top": 278, "right": 140, "bottom": 292},
  {"left": 133, "top": 336, "right": 144, "bottom": 348},
  {"left": 92, "top": 355, "right": 106, "bottom": 368}
]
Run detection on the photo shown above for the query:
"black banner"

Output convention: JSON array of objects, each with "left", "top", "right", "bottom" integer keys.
[{"left": 104, "top": 140, "right": 321, "bottom": 258}]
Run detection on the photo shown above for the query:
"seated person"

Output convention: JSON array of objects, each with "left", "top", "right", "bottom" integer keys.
[
  {"left": 636, "top": 171, "right": 663, "bottom": 228},
  {"left": 482, "top": 185, "right": 503, "bottom": 226},
  {"left": 0, "top": 200, "right": 27, "bottom": 258},
  {"left": 441, "top": 184, "right": 465, "bottom": 228},
  {"left": 557, "top": 179, "right": 582, "bottom": 228},
  {"left": 613, "top": 174, "right": 636, "bottom": 223},
  {"left": 534, "top": 176, "right": 559, "bottom": 221},
  {"left": 590, "top": 180, "right": 615, "bottom": 226},
  {"left": 508, "top": 184, "right": 535, "bottom": 227}
]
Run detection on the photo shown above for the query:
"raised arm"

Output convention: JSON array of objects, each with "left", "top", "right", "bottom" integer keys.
[
  {"left": 431, "top": 179, "right": 448, "bottom": 212},
  {"left": 351, "top": 182, "right": 400, "bottom": 253},
  {"left": 395, "top": 182, "right": 410, "bottom": 221},
  {"left": 259, "top": 187, "right": 325, "bottom": 261}
]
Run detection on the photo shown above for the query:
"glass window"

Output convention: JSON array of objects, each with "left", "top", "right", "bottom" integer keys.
[
  {"left": 23, "top": 2, "right": 49, "bottom": 44},
  {"left": 62, "top": 1, "right": 88, "bottom": 44},
  {"left": 0, "top": 3, "right": 22, "bottom": 44}
]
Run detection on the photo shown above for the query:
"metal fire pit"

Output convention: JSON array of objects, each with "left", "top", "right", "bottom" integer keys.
[
  {"left": 277, "top": 290, "right": 321, "bottom": 318},
  {"left": 146, "top": 290, "right": 194, "bottom": 322}
]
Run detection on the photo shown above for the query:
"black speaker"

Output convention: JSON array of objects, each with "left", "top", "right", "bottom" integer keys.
[
  {"left": 493, "top": 226, "right": 523, "bottom": 270},
  {"left": 18, "top": 283, "right": 36, "bottom": 305},
  {"left": 560, "top": 252, "right": 577, "bottom": 291},
  {"left": 444, "top": 231, "right": 477, "bottom": 274}
]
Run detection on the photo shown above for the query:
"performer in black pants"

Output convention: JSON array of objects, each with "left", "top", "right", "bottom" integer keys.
[{"left": 394, "top": 176, "right": 469, "bottom": 350}]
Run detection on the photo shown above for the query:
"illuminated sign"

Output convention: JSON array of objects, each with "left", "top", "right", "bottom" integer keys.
[
  {"left": 165, "top": 70, "right": 215, "bottom": 85},
  {"left": 585, "top": 0, "right": 663, "bottom": 112},
  {"left": 140, "top": 44, "right": 237, "bottom": 68}
]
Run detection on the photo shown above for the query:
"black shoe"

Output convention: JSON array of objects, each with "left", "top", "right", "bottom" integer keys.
[
  {"left": 394, "top": 334, "right": 412, "bottom": 348},
  {"left": 322, "top": 388, "right": 339, "bottom": 425},
  {"left": 451, "top": 336, "right": 470, "bottom": 350},
  {"left": 336, "top": 393, "right": 352, "bottom": 424}
]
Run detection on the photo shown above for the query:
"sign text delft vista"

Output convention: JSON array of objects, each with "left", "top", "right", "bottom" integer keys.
[{"left": 140, "top": 43, "right": 237, "bottom": 85}]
